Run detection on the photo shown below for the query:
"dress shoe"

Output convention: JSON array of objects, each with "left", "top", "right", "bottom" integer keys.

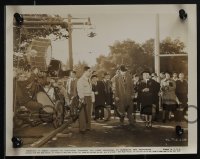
[{"left": 145, "top": 121, "right": 148, "bottom": 127}]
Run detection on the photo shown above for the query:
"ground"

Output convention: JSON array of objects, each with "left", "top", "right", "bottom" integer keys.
[
  {"left": 14, "top": 112, "right": 188, "bottom": 148},
  {"left": 42, "top": 118, "right": 188, "bottom": 147}
]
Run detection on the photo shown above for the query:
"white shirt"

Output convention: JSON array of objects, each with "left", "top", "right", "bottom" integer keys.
[{"left": 77, "top": 74, "right": 92, "bottom": 98}]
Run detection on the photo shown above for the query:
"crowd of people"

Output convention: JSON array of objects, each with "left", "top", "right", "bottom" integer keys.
[
  {"left": 14, "top": 64, "right": 188, "bottom": 133},
  {"left": 77, "top": 66, "right": 188, "bottom": 133}
]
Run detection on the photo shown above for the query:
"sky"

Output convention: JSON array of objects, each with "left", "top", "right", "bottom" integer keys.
[{"left": 44, "top": 8, "right": 188, "bottom": 66}]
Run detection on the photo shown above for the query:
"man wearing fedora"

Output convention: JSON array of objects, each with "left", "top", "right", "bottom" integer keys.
[{"left": 113, "top": 65, "right": 134, "bottom": 125}]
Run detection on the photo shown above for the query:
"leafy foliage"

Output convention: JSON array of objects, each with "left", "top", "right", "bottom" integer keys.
[
  {"left": 95, "top": 37, "right": 188, "bottom": 77},
  {"left": 13, "top": 14, "right": 69, "bottom": 53},
  {"left": 160, "top": 37, "right": 186, "bottom": 54}
]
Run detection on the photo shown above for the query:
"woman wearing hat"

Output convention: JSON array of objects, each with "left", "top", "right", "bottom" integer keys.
[
  {"left": 138, "top": 70, "right": 154, "bottom": 128},
  {"left": 161, "top": 72, "right": 178, "bottom": 123}
]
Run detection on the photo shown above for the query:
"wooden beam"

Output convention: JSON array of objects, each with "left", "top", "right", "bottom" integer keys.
[
  {"left": 13, "top": 21, "right": 67, "bottom": 26},
  {"left": 30, "top": 121, "right": 70, "bottom": 147}
]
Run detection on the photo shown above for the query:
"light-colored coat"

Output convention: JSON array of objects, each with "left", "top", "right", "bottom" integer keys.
[
  {"left": 161, "top": 78, "right": 177, "bottom": 105},
  {"left": 113, "top": 72, "right": 134, "bottom": 107},
  {"left": 77, "top": 74, "right": 93, "bottom": 131},
  {"left": 77, "top": 75, "right": 93, "bottom": 99}
]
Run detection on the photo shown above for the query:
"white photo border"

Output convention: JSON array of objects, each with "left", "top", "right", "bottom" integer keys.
[{"left": 6, "top": 4, "right": 197, "bottom": 156}]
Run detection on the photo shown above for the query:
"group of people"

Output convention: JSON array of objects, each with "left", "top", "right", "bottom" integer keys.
[
  {"left": 75, "top": 65, "right": 188, "bottom": 133},
  {"left": 132, "top": 71, "right": 188, "bottom": 127},
  {"left": 14, "top": 64, "right": 188, "bottom": 133}
]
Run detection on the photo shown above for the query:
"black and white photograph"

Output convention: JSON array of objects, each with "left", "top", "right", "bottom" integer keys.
[{"left": 6, "top": 5, "right": 197, "bottom": 156}]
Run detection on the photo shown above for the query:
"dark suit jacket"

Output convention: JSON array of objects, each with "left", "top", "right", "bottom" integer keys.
[
  {"left": 152, "top": 80, "right": 160, "bottom": 104},
  {"left": 102, "top": 80, "right": 113, "bottom": 105},
  {"left": 92, "top": 81, "right": 106, "bottom": 106}
]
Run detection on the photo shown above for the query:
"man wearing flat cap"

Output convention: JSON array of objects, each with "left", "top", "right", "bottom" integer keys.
[{"left": 113, "top": 65, "right": 134, "bottom": 125}]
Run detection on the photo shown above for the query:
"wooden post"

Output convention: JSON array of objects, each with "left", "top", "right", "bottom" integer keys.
[{"left": 68, "top": 14, "right": 73, "bottom": 70}]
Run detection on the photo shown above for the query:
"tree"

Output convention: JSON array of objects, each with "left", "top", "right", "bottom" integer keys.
[
  {"left": 108, "top": 39, "right": 153, "bottom": 74},
  {"left": 160, "top": 37, "right": 186, "bottom": 54},
  {"left": 95, "top": 37, "right": 188, "bottom": 77},
  {"left": 141, "top": 38, "right": 154, "bottom": 55},
  {"left": 160, "top": 37, "right": 187, "bottom": 74}
]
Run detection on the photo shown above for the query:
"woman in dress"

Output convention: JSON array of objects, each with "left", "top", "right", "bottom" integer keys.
[{"left": 138, "top": 71, "right": 154, "bottom": 128}]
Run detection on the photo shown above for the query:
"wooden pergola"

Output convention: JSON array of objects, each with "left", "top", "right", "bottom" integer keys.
[{"left": 13, "top": 14, "right": 92, "bottom": 70}]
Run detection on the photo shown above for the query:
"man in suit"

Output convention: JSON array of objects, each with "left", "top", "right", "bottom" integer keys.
[
  {"left": 113, "top": 65, "right": 134, "bottom": 125},
  {"left": 102, "top": 72, "right": 113, "bottom": 107},
  {"left": 132, "top": 73, "right": 141, "bottom": 112},
  {"left": 77, "top": 66, "right": 93, "bottom": 133},
  {"left": 91, "top": 75, "right": 106, "bottom": 120}
]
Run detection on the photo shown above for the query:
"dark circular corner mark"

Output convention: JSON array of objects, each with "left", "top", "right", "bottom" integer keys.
[
  {"left": 179, "top": 9, "right": 187, "bottom": 21},
  {"left": 11, "top": 136, "right": 23, "bottom": 148},
  {"left": 14, "top": 13, "right": 24, "bottom": 25},
  {"left": 175, "top": 125, "right": 184, "bottom": 137}
]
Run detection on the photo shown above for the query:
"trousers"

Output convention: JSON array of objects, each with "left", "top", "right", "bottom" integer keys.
[{"left": 79, "top": 96, "right": 92, "bottom": 131}]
